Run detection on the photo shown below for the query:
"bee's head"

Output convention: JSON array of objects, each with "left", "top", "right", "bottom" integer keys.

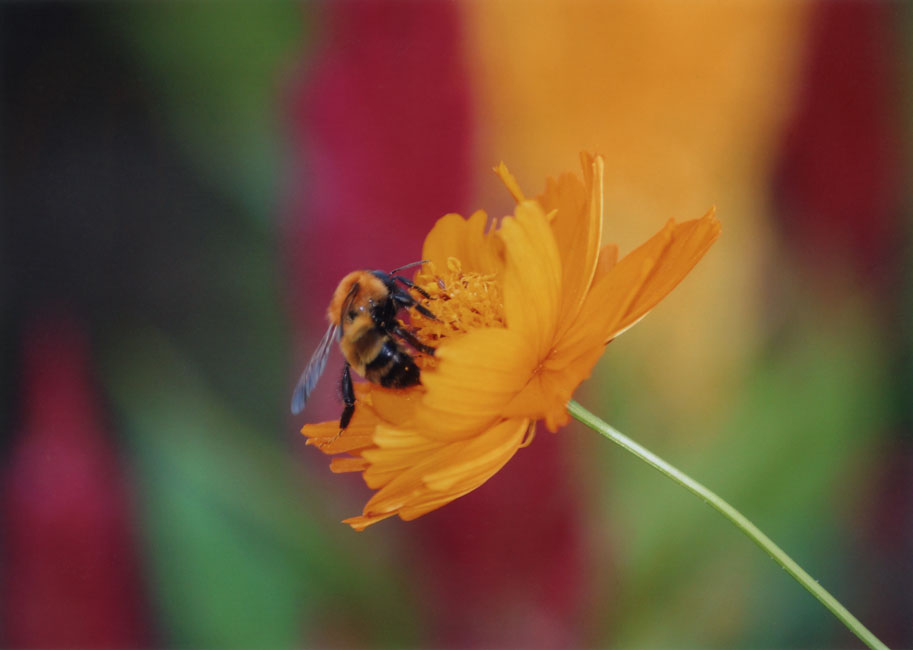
[{"left": 327, "top": 270, "right": 388, "bottom": 325}]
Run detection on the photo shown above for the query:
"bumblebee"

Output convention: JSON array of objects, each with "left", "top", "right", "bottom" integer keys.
[{"left": 291, "top": 261, "right": 436, "bottom": 432}]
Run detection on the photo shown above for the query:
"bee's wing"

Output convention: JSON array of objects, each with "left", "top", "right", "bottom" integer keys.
[{"left": 290, "top": 322, "right": 338, "bottom": 415}]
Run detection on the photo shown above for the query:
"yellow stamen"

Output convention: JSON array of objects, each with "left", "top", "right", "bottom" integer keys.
[{"left": 410, "top": 259, "right": 505, "bottom": 355}]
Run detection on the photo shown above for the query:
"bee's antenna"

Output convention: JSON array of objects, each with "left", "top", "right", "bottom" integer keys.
[{"left": 389, "top": 260, "right": 428, "bottom": 275}]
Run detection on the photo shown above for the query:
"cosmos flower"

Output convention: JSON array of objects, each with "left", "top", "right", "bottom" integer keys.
[{"left": 302, "top": 153, "right": 720, "bottom": 530}]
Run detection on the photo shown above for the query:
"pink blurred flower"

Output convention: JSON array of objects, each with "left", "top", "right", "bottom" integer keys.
[
  {"left": 284, "top": 2, "right": 590, "bottom": 645},
  {"left": 2, "top": 313, "right": 148, "bottom": 648},
  {"left": 777, "top": 1, "right": 903, "bottom": 278}
]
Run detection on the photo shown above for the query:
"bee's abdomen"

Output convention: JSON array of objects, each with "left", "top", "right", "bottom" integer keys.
[{"left": 365, "top": 338, "right": 420, "bottom": 388}]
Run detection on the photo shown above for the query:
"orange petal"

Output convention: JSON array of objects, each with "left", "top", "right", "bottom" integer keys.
[
  {"left": 500, "top": 338, "right": 603, "bottom": 431},
  {"left": 329, "top": 457, "right": 370, "bottom": 473},
  {"left": 368, "top": 384, "right": 422, "bottom": 427},
  {"left": 342, "top": 512, "right": 396, "bottom": 531},
  {"left": 499, "top": 200, "right": 563, "bottom": 356},
  {"left": 358, "top": 418, "right": 527, "bottom": 525},
  {"left": 301, "top": 406, "right": 378, "bottom": 456},
  {"left": 538, "top": 153, "right": 604, "bottom": 339},
  {"left": 542, "top": 344, "right": 605, "bottom": 429},
  {"left": 535, "top": 210, "right": 718, "bottom": 412},
  {"left": 422, "top": 418, "right": 527, "bottom": 492},
  {"left": 420, "top": 210, "right": 502, "bottom": 277},
  {"left": 362, "top": 424, "right": 446, "bottom": 489},
  {"left": 567, "top": 208, "right": 720, "bottom": 350},
  {"left": 417, "top": 328, "right": 535, "bottom": 441},
  {"left": 594, "top": 243, "right": 619, "bottom": 279},
  {"left": 397, "top": 492, "right": 475, "bottom": 521},
  {"left": 310, "top": 434, "right": 374, "bottom": 455},
  {"left": 423, "top": 198, "right": 569, "bottom": 430},
  {"left": 612, "top": 207, "right": 720, "bottom": 336}
]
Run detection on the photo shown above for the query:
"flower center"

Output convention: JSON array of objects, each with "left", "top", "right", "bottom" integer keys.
[{"left": 409, "top": 258, "right": 505, "bottom": 356}]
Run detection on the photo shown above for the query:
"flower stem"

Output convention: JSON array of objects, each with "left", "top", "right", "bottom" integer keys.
[{"left": 567, "top": 399, "right": 888, "bottom": 650}]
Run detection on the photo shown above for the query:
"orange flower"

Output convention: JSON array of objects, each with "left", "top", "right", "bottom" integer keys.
[{"left": 302, "top": 153, "right": 720, "bottom": 530}]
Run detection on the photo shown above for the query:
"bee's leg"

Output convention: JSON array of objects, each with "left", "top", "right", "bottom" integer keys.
[
  {"left": 392, "top": 275, "right": 431, "bottom": 300},
  {"left": 339, "top": 363, "right": 356, "bottom": 431},
  {"left": 412, "top": 302, "right": 437, "bottom": 321},
  {"left": 393, "top": 325, "right": 436, "bottom": 356},
  {"left": 392, "top": 288, "right": 438, "bottom": 321},
  {"left": 318, "top": 364, "right": 355, "bottom": 449}
]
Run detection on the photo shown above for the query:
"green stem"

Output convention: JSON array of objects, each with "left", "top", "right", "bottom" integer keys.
[{"left": 568, "top": 399, "right": 888, "bottom": 650}]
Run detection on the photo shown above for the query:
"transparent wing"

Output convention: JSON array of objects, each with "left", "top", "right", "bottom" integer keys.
[{"left": 290, "top": 322, "right": 338, "bottom": 414}]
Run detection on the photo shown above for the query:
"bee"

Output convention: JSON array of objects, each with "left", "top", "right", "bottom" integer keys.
[{"left": 290, "top": 261, "right": 437, "bottom": 433}]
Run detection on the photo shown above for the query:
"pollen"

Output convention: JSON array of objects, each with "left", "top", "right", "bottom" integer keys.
[{"left": 410, "top": 258, "right": 505, "bottom": 350}]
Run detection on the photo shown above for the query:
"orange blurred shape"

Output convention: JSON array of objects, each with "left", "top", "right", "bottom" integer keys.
[{"left": 463, "top": 0, "right": 812, "bottom": 425}]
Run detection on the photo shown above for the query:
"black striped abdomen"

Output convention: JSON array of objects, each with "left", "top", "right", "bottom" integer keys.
[{"left": 364, "top": 337, "right": 420, "bottom": 388}]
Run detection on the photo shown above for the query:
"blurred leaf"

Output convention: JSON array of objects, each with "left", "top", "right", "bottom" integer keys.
[
  {"left": 95, "top": 2, "right": 305, "bottom": 219},
  {"left": 103, "top": 329, "right": 418, "bottom": 648}
]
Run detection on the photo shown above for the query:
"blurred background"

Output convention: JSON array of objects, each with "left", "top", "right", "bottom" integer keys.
[{"left": 1, "top": 1, "right": 911, "bottom": 648}]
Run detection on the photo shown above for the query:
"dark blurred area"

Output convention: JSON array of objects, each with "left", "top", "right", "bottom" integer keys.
[
  {"left": 1, "top": 4, "right": 286, "bottom": 646},
  {"left": 1, "top": 2, "right": 911, "bottom": 649},
  {"left": 2, "top": 4, "right": 286, "bottom": 430}
]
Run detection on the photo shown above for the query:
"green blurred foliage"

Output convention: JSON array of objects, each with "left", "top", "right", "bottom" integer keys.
[
  {"left": 104, "top": 330, "right": 419, "bottom": 648},
  {"left": 588, "top": 296, "right": 888, "bottom": 648},
  {"left": 98, "top": 2, "right": 304, "bottom": 219},
  {"left": 86, "top": 5, "right": 420, "bottom": 647}
]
